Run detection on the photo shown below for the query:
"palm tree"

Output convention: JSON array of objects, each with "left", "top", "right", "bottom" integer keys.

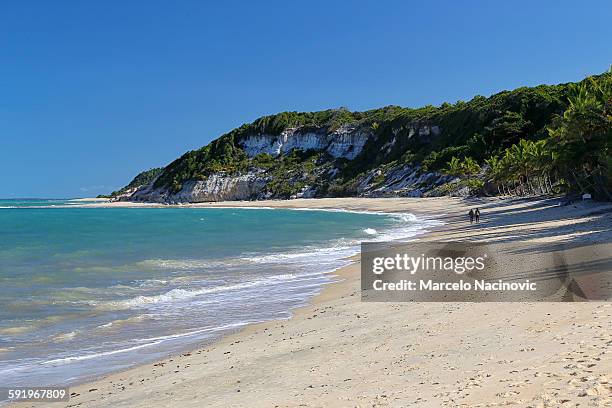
[
  {"left": 527, "top": 139, "right": 554, "bottom": 194},
  {"left": 485, "top": 156, "right": 503, "bottom": 195},
  {"left": 548, "top": 67, "right": 612, "bottom": 199},
  {"left": 444, "top": 157, "right": 463, "bottom": 177},
  {"left": 462, "top": 157, "right": 481, "bottom": 177}
]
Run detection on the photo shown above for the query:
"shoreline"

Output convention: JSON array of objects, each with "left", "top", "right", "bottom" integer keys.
[
  {"left": 30, "top": 199, "right": 447, "bottom": 387},
  {"left": 13, "top": 197, "right": 612, "bottom": 407},
  {"left": 4, "top": 199, "right": 440, "bottom": 395}
]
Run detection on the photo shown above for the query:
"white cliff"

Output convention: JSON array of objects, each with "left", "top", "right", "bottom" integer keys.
[
  {"left": 128, "top": 173, "right": 268, "bottom": 203},
  {"left": 120, "top": 121, "right": 449, "bottom": 203},
  {"left": 239, "top": 125, "right": 372, "bottom": 160}
]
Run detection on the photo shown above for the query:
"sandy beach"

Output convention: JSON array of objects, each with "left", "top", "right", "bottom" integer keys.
[{"left": 14, "top": 197, "right": 612, "bottom": 408}]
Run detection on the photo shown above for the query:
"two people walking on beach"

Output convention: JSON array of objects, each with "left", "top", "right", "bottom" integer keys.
[{"left": 469, "top": 208, "right": 480, "bottom": 224}]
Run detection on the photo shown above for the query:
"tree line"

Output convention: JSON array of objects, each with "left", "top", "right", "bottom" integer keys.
[{"left": 444, "top": 67, "right": 611, "bottom": 200}]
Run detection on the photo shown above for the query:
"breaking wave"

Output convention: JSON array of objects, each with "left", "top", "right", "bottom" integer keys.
[{"left": 97, "top": 272, "right": 329, "bottom": 310}]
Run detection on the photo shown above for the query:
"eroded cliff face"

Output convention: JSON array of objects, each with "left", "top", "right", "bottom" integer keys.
[
  {"left": 118, "top": 122, "right": 450, "bottom": 203},
  {"left": 239, "top": 125, "right": 371, "bottom": 160},
  {"left": 127, "top": 173, "right": 269, "bottom": 203},
  {"left": 354, "top": 164, "right": 453, "bottom": 197}
]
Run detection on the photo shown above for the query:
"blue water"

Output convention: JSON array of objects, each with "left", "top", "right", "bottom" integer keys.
[{"left": 0, "top": 199, "right": 435, "bottom": 387}]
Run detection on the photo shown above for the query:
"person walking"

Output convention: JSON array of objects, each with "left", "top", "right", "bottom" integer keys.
[
  {"left": 468, "top": 209, "right": 474, "bottom": 224},
  {"left": 475, "top": 208, "right": 480, "bottom": 223}
]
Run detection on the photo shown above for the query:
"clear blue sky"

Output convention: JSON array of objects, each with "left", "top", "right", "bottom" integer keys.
[{"left": 1, "top": 0, "right": 610, "bottom": 198}]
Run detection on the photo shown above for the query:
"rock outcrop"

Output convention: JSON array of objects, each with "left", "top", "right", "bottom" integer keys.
[
  {"left": 239, "top": 125, "right": 371, "bottom": 160},
  {"left": 354, "top": 164, "right": 452, "bottom": 198},
  {"left": 128, "top": 173, "right": 269, "bottom": 203},
  {"left": 118, "top": 122, "right": 451, "bottom": 203}
]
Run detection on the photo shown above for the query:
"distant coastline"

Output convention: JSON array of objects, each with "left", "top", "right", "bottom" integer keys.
[{"left": 69, "top": 197, "right": 110, "bottom": 202}]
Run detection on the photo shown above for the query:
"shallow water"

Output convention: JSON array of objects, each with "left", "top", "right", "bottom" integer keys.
[{"left": 0, "top": 199, "right": 436, "bottom": 386}]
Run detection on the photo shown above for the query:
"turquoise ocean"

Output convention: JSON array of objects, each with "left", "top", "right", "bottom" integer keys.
[{"left": 0, "top": 199, "right": 437, "bottom": 388}]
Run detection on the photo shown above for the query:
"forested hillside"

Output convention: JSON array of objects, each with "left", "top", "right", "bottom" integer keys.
[{"left": 110, "top": 68, "right": 611, "bottom": 202}]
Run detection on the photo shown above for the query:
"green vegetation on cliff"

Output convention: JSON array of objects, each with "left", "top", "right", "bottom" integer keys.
[
  {"left": 99, "top": 167, "right": 164, "bottom": 198},
  {"left": 116, "top": 68, "right": 611, "bottom": 200},
  {"left": 152, "top": 108, "right": 363, "bottom": 192}
]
